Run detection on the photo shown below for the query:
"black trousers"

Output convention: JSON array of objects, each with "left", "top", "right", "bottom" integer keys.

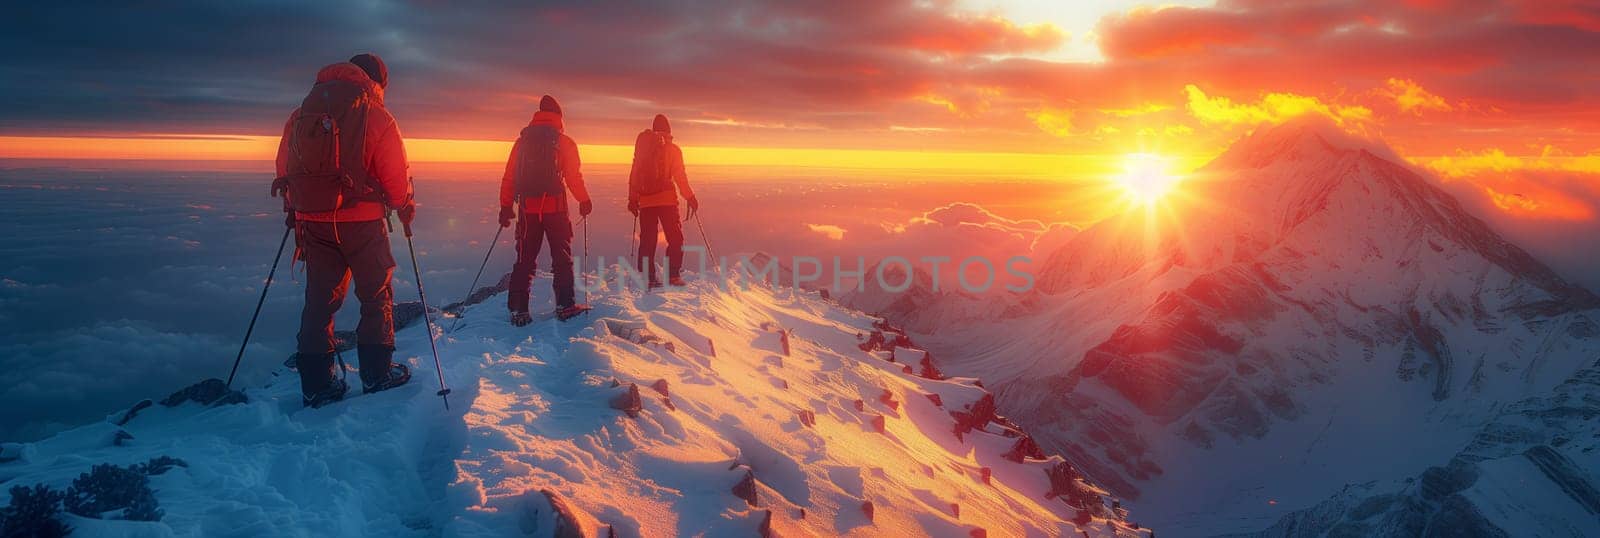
[
  {"left": 509, "top": 211, "right": 575, "bottom": 312},
  {"left": 296, "top": 220, "right": 395, "bottom": 354},
  {"left": 637, "top": 205, "right": 684, "bottom": 283}
]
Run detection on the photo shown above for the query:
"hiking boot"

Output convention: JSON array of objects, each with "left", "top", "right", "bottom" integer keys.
[
  {"left": 357, "top": 344, "right": 409, "bottom": 394},
  {"left": 363, "top": 363, "right": 411, "bottom": 394},
  {"left": 303, "top": 378, "right": 348, "bottom": 408},
  {"left": 556, "top": 303, "right": 591, "bottom": 321},
  {"left": 668, "top": 276, "right": 687, "bottom": 287},
  {"left": 511, "top": 310, "right": 533, "bottom": 327}
]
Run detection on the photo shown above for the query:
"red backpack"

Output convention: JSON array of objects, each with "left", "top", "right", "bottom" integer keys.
[
  {"left": 273, "top": 80, "right": 380, "bottom": 213},
  {"left": 630, "top": 129, "right": 671, "bottom": 196}
]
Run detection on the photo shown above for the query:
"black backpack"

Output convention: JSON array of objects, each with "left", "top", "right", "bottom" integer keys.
[
  {"left": 274, "top": 79, "right": 380, "bottom": 212},
  {"left": 514, "top": 124, "right": 563, "bottom": 201},
  {"left": 630, "top": 129, "right": 671, "bottom": 196}
]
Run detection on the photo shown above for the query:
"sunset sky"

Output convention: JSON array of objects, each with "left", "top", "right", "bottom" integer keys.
[{"left": 3, "top": 0, "right": 1599, "bottom": 216}]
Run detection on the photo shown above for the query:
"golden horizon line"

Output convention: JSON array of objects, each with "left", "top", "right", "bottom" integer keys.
[{"left": 0, "top": 134, "right": 1219, "bottom": 176}]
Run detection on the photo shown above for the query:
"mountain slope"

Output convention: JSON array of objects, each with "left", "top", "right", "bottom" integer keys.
[
  {"left": 0, "top": 274, "right": 1145, "bottom": 537},
  {"left": 1245, "top": 354, "right": 1600, "bottom": 537},
  {"left": 841, "top": 260, "right": 1033, "bottom": 336},
  {"left": 896, "top": 120, "right": 1600, "bottom": 534}
]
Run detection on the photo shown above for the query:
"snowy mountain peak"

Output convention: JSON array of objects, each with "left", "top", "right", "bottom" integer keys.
[
  {"left": 1039, "top": 119, "right": 1596, "bottom": 311},
  {"left": 1205, "top": 118, "right": 1401, "bottom": 173},
  {"left": 901, "top": 125, "right": 1600, "bottom": 534}
]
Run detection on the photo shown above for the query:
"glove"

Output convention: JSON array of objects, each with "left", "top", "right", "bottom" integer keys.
[
  {"left": 627, "top": 199, "right": 640, "bottom": 217},
  {"left": 284, "top": 211, "right": 295, "bottom": 229},
  {"left": 578, "top": 200, "right": 593, "bottom": 217},
  {"left": 685, "top": 196, "right": 700, "bottom": 220},
  {"left": 397, "top": 201, "right": 416, "bottom": 226},
  {"left": 499, "top": 206, "right": 515, "bottom": 228}
]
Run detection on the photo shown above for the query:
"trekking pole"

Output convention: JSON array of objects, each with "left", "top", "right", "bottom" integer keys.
[
  {"left": 225, "top": 227, "right": 292, "bottom": 388},
  {"left": 629, "top": 212, "right": 639, "bottom": 269},
  {"left": 580, "top": 215, "right": 590, "bottom": 304},
  {"left": 447, "top": 225, "right": 503, "bottom": 333},
  {"left": 399, "top": 207, "right": 452, "bottom": 410},
  {"left": 692, "top": 212, "right": 719, "bottom": 271}
]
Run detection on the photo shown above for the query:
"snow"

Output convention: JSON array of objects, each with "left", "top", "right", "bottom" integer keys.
[
  {"left": 0, "top": 272, "right": 1143, "bottom": 537},
  {"left": 1249, "top": 358, "right": 1600, "bottom": 537},
  {"left": 1465, "top": 455, "right": 1600, "bottom": 537}
]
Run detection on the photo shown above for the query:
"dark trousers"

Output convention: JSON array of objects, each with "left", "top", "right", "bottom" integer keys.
[
  {"left": 637, "top": 205, "right": 684, "bottom": 283},
  {"left": 296, "top": 220, "right": 395, "bottom": 355},
  {"left": 509, "top": 211, "right": 575, "bottom": 312}
]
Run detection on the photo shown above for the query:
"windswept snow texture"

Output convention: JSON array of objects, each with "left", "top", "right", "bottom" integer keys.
[
  {"left": 885, "top": 121, "right": 1600, "bottom": 535},
  {"left": 0, "top": 276, "right": 1147, "bottom": 537}
]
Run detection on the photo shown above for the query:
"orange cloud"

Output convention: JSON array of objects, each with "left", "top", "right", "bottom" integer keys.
[
  {"left": 1422, "top": 145, "right": 1600, "bottom": 221},
  {"left": 903, "top": 16, "right": 1066, "bottom": 54},
  {"left": 1511, "top": 0, "right": 1600, "bottom": 32},
  {"left": 1136, "top": 125, "right": 1193, "bottom": 137},
  {"left": 1096, "top": 6, "right": 1258, "bottom": 60},
  {"left": 1099, "top": 103, "right": 1172, "bottom": 117},
  {"left": 1384, "top": 78, "right": 1452, "bottom": 115},
  {"left": 1423, "top": 148, "right": 1524, "bottom": 178},
  {"left": 917, "top": 93, "right": 963, "bottom": 114},
  {"left": 1028, "top": 107, "right": 1075, "bottom": 138},
  {"left": 1183, "top": 85, "right": 1373, "bottom": 127},
  {"left": 916, "top": 87, "right": 1000, "bottom": 118},
  {"left": 1480, "top": 183, "right": 1595, "bottom": 221},
  {"left": 1424, "top": 146, "right": 1600, "bottom": 178},
  {"left": 805, "top": 223, "right": 848, "bottom": 240},
  {"left": 6, "top": 0, "right": 1600, "bottom": 182}
]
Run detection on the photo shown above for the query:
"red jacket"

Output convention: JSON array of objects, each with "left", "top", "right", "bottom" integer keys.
[
  {"left": 499, "top": 110, "right": 590, "bottom": 213},
  {"left": 630, "top": 135, "right": 694, "bottom": 209},
  {"left": 275, "top": 62, "right": 411, "bottom": 222}
]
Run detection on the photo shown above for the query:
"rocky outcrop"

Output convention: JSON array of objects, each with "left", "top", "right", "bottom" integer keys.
[
  {"left": 860, "top": 319, "right": 1134, "bottom": 525},
  {"left": 158, "top": 378, "right": 246, "bottom": 408},
  {"left": 732, "top": 469, "right": 759, "bottom": 507},
  {"left": 608, "top": 382, "right": 643, "bottom": 418},
  {"left": 539, "top": 489, "right": 607, "bottom": 538}
]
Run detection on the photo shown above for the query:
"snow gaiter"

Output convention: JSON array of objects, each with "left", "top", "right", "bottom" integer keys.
[
  {"left": 294, "top": 352, "right": 336, "bottom": 396},
  {"left": 357, "top": 344, "right": 395, "bottom": 387}
]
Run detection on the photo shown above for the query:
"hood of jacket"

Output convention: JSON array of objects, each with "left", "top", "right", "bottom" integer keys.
[
  {"left": 315, "top": 62, "right": 385, "bottom": 105},
  {"left": 529, "top": 109, "right": 564, "bottom": 132},
  {"left": 528, "top": 108, "right": 566, "bottom": 131}
]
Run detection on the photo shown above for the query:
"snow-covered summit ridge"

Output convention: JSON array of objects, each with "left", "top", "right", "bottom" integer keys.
[
  {"left": 1203, "top": 118, "right": 1405, "bottom": 172},
  {"left": 1205, "top": 119, "right": 1595, "bottom": 308},
  {"left": 0, "top": 273, "right": 1148, "bottom": 537}
]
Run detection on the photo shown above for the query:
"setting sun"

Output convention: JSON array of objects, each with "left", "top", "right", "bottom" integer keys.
[{"left": 1114, "top": 153, "right": 1183, "bottom": 204}]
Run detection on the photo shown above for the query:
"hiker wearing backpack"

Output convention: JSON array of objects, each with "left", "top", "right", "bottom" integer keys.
[
  {"left": 498, "top": 95, "right": 593, "bottom": 326},
  {"left": 629, "top": 114, "right": 698, "bottom": 288},
  {"left": 272, "top": 53, "right": 413, "bottom": 408}
]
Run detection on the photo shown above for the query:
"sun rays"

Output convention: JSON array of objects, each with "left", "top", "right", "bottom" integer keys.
[{"left": 1113, "top": 153, "right": 1184, "bottom": 206}]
